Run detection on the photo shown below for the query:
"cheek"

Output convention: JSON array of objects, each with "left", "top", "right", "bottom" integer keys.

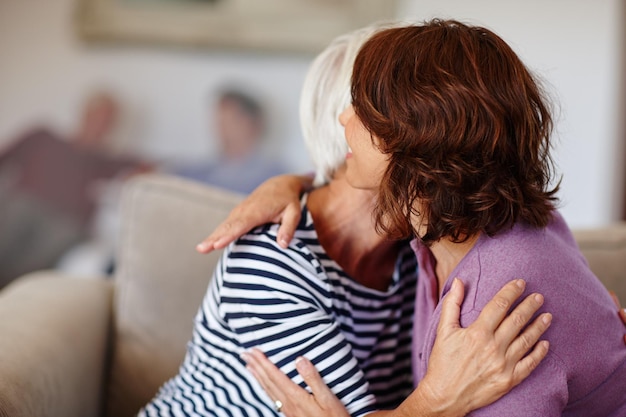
[{"left": 344, "top": 124, "right": 358, "bottom": 147}]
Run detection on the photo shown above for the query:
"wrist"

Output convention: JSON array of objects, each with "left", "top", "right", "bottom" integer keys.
[
  {"left": 298, "top": 173, "right": 315, "bottom": 192},
  {"left": 411, "top": 376, "right": 467, "bottom": 417}
]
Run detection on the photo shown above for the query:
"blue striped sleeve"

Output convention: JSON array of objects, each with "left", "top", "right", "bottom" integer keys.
[{"left": 217, "top": 233, "right": 378, "bottom": 416}]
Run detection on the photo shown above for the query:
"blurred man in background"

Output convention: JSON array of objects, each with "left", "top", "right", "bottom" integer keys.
[
  {"left": 0, "top": 91, "right": 149, "bottom": 286},
  {"left": 173, "top": 87, "right": 285, "bottom": 194}
]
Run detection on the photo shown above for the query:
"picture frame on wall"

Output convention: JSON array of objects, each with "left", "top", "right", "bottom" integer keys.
[{"left": 75, "top": 0, "right": 398, "bottom": 53}]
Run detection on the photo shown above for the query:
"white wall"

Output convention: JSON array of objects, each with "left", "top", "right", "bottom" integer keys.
[{"left": 0, "top": 0, "right": 623, "bottom": 228}]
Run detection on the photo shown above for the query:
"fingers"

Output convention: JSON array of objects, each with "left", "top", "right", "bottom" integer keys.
[
  {"left": 495, "top": 292, "right": 546, "bottom": 347},
  {"left": 242, "top": 349, "right": 312, "bottom": 415},
  {"left": 196, "top": 216, "right": 248, "bottom": 253},
  {"left": 242, "top": 349, "right": 350, "bottom": 417},
  {"left": 473, "top": 279, "right": 526, "bottom": 332},
  {"left": 609, "top": 290, "right": 626, "bottom": 325},
  {"left": 613, "top": 291, "right": 626, "bottom": 345},
  {"left": 607, "top": 291, "right": 626, "bottom": 345},
  {"left": 294, "top": 356, "right": 336, "bottom": 404},
  {"left": 276, "top": 201, "right": 302, "bottom": 249},
  {"left": 437, "top": 278, "right": 465, "bottom": 335},
  {"left": 511, "top": 339, "right": 550, "bottom": 387},
  {"left": 294, "top": 356, "right": 351, "bottom": 417},
  {"left": 198, "top": 199, "right": 302, "bottom": 252},
  {"left": 505, "top": 311, "right": 552, "bottom": 362},
  {"left": 609, "top": 290, "right": 621, "bottom": 309},
  {"left": 242, "top": 350, "right": 284, "bottom": 402},
  {"left": 196, "top": 174, "right": 309, "bottom": 253}
]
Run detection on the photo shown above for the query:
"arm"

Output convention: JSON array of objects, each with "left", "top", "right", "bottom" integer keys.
[
  {"left": 221, "top": 233, "right": 382, "bottom": 416},
  {"left": 243, "top": 278, "right": 551, "bottom": 417},
  {"left": 196, "top": 174, "right": 310, "bottom": 252},
  {"left": 194, "top": 175, "right": 626, "bottom": 341}
]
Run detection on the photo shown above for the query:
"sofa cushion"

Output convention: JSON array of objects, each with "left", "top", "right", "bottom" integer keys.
[{"left": 105, "top": 174, "right": 243, "bottom": 417}]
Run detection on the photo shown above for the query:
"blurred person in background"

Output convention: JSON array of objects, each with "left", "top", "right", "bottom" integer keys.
[
  {"left": 172, "top": 87, "right": 286, "bottom": 194},
  {"left": 0, "top": 90, "right": 150, "bottom": 286}
]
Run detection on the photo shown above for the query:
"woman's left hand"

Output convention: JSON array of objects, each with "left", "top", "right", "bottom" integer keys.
[{"left": 242, "top": 348, "right": 350, "bottom": 417}]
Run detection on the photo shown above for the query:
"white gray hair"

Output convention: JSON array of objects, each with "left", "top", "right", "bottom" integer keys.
[{"left": 299, "top": 21, "right": 405, "bottom": 186}]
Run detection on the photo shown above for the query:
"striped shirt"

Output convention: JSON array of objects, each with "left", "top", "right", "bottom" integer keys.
[{"left": 139, "top": 194, "right": 417, "bottom": 416}]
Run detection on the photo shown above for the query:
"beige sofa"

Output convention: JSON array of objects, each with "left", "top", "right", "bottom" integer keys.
[{"left": 0, "top": 173, "right": 624, "bottom": 417}]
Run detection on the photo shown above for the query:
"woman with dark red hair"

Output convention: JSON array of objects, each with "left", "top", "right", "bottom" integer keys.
[{"left": 232, "top": 19, "right": 626, "bottom": 416}]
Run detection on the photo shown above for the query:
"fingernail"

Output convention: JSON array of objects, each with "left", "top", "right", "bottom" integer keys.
[
  {"left": 295, "top": 356, "right": 310, "bottom": 370},
  {"left": 240, "top": 352, "right": 250, "bottom": 363},
  {"left": 278, "top": 236, "right": 288, "bottom": 248},
  {"left": 516, "top": 279, "right": 525, "bottom": 289},
  {"left": 196, "top": 242, "right": 208, "bottom": 252},
  {"left": 534, "top": 293, "right": 544, "bottom": 304},
  {"left": 542, "top": 313, "right": 552, "bottom": 326},
  {"left": 246, "top": 364, "right": 258, "bottom": 378}
]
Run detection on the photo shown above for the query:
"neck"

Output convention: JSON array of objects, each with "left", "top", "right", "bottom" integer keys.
[
  {"left": 428, "top": 234, "right": 480, "bottom": 296},
  {"left": 307, "top": 175, "right": 400, "bottom": 292}
]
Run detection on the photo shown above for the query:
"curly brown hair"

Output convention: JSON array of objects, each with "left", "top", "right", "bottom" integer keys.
[{"left": 351, "top": 19, "right": 560, "bottom": 244}]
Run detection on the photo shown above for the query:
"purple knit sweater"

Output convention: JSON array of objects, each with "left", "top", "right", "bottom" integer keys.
[{"left": 411, "top": 211, "right": 626, "bottom": 416}]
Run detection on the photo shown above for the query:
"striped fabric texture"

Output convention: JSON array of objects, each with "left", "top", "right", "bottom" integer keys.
[{"left": 139, "top": 194, "right": 417, "bottom": 416}]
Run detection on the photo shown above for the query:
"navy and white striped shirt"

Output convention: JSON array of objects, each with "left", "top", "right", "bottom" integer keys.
[{"left": 140, "top": 195, "right": 417, "bottom": 416}]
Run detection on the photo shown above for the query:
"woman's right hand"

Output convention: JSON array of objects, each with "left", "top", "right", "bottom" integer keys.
[
  {"left": 412, "top": 278, "right": 550, "bottom": 417},
  {"left": 196, "top": 174, "right": 311, "bottom": 253}
]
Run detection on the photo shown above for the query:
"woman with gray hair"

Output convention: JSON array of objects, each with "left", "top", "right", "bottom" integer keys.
[{"left": 141, "top": 22, "right": 550, "bottom": 417}]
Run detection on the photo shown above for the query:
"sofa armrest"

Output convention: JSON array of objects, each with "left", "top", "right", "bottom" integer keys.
[
  {"left": 106, "top": 174, "right": 244, "bottom": 417},
  {"left": 0, "top": 272, "right": 113, "bottom": 417},
  {"left": 573, "top": 223, "right": 626, "bottom": 303}
]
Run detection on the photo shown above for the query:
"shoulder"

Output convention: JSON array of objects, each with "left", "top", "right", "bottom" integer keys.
[
  {"left": 455, "top": 213, "right": 598, "bottom": 316},
  {"left": 230, "top": 196, "right": 316, "bottom": 259},
  {"left": 458, "top": 215, "right": 625, "bottom": 386},
  {"left": 218, "top": 198, "right": 325, "bottom": 286},
  {"left": 473, "top": 213, "right": 586, "bottom": 283},
  {"left": 1, "top": 127, "right": 59, "bottom": 153},
  {"left": 214, "top": 212, "right": 333, "bottom": 318}
]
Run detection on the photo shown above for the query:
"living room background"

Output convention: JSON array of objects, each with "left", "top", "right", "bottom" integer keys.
[{"left": 0, "top": 0, "right": 623, "bottom": 228}]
